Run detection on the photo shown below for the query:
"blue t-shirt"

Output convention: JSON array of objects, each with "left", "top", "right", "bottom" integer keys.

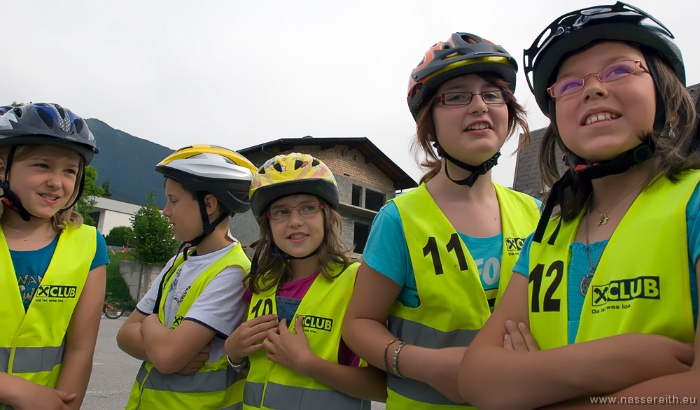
[
  {"left": 513, "top": 183, "right": 700, "bottom": 344},
  {"left": 363, "top": 196, "right": 541, "bottom": 308},
  {"left": 13, "top": 229, "right": 110, "bottom": 311}
]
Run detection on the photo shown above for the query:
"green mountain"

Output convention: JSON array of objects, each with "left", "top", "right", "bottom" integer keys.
[{"left": 86, "top": 119, "right": 173, "bottom": 207}]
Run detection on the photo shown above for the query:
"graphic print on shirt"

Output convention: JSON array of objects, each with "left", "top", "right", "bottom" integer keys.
[{"left": 18, "top": 273, "right": 43, "bottom": 306}]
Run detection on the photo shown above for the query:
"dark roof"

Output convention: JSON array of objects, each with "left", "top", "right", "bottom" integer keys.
[
  {"left": 239, "top": 136, "right": 418, "bottom": 190},
  {"left": 514, "top": 82, "right": 700, "bottom": 198}
]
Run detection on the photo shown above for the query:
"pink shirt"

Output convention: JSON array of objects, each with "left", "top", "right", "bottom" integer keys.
[{"left": 243, "top": 272, "right": 359, "bottom": 366}]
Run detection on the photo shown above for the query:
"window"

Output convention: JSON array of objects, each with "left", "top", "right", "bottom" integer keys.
[
  {"left": 365, "top": 189, "right": 385, "bottom": 212},
  {"left": 351, "top": 185, "right": 362, "bottom": 207},
  {"left": 354, "top": 222, "right": 370, "bottom": 254}
]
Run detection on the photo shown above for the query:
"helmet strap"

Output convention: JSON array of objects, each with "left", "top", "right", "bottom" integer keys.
[
  {"left": 533, "top": 138, "right": 655, "bottom": 244},
  {"left": 433, "top": 141, "right": 500, "bottom": 187},
  {"left": 0, "top": 146, "right": 31, "bottom": 222},
  {"left": 179, "top": 192, "right": 230, "bottom": 260}
]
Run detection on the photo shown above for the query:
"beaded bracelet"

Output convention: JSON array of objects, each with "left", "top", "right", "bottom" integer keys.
[
  {"left": 226, "top": 355, "right": 250, "bottom": 372},
  {"left": 383, "top": 337, "right": 399, "bottom": 373},
  {"left": 391, "top": 340, "right": 408, "bottom": 378}
]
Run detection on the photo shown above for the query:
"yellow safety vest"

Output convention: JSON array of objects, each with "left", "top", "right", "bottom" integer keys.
[
  {"left": 127, "top": 242, "right": 251, "bottom": 410},
  {"left": 528, "top": 171, "right": 700, "bottom": 349},
  {"left": 388, "top": 183, "right": 540, "bottom": 409},
  {"left": 0, "top": 224, "right": 95, "bottom": 410},
  {"left": 243, "top": 262, "right": 370, "bottom": 410}
]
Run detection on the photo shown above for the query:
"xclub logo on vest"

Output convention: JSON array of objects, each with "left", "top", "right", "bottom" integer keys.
[
  {"left": 35, "top": 285, "right": 77, "bottom": 302},
  {"left": 591, "top": 276, "right": 660, "bottom": 309},
  {"left": 505, "top": 237, "right": 525, "bottom": 256},
  {"left": 302, "top": 315, "right": 333, "bottom": 333}
]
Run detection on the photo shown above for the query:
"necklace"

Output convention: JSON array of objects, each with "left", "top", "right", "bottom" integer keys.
[
  {"left": 581, "top": 204, "right": 606, "bottom": 296},
  {"left": 592, "top": 180, "right": 645, "bottom": 226}
]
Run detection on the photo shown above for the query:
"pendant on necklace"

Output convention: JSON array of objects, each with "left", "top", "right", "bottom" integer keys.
[
  {"left": 598, "top": 213, "right": 609, "bottom": 226},
  {"left": 580, "top": 273, "right": 594, "bottom": 296}
]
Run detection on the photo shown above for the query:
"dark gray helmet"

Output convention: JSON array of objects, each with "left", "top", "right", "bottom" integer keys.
[
  {"left": 0, "top": 103, "right": 99, "bottom": 164},
  {"left": 524, "top": 1, "right": 685, "bottom": 117}
]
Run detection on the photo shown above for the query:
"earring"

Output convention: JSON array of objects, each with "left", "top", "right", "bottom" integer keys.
[{"left": 666, "top": 121, "right": 676, "bottom": 139}]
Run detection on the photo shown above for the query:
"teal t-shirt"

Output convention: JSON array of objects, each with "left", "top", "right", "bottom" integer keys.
[
  {"left": 364, "top": 196, "right": 541, "bottom": 308},
  {"left": 13, "top": 229, "right": 110, "bottom": 311},
  {"left": 513, "top": 183, "right": 700, "bottom": 344}
]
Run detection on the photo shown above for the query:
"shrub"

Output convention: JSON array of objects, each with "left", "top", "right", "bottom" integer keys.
[
  {"left": 131, "top": 190, "right": 178, "bottom": 264},
  {"left": 105, "top": 226, "right": 133, "bottom": 247}
]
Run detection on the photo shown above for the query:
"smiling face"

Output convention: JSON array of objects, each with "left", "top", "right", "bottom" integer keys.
[
  {"left": 2, "top": 145, "right": 81, "bottom": 219},
  {"left": 431, "top": 74, "right": 510, "bottom": 166},
  {"left": 554, "top": 42, "right": 657, "bottom": 162},
  {"left": 268, "top": 194, "right": 325, "bottom": 258},
  {"left": 162, "top": 178, "right": 202, "bottom": 242}
]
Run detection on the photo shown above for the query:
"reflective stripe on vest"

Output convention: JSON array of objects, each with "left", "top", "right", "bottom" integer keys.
[
  {"left": 127, "top": 241, "right": 251, "bottom": 409},
  {"left": 388, "top": 184, "right": 539, "bottom": 409},
  {"left": 134, "top": 362, "right": 246, "bottom": 393},
  {"left": 388, "top": 316, "right": 479, "bottom": 348},
  {"left": 529, "top": 172, "right": 700, "bottom": 349},
  {"left": 245, "top": 263, "right": 369, "bottom": 410},
  {"left": 0, "top": 224, "right": 94, "bottom": 391},
  {"left": 10, "top": 341, "right": 66, "bottom": 373},
  {"left": 244, "top": 381, "right": 370, "bottom": 410}
]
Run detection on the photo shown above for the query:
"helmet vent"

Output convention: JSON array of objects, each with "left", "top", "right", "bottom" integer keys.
[
  {"left": 36, "top": 109, "right": 53, "bottom": 128},
  {"left": 13, "top": 108, "right": 22, "bottom": 118},
  {"left": 460, "top": 34, "right": 478, "bottom": 44},
  {"left": 74, "top": 119, "right": 83, "bottom": 134},
  {"left": 443, "top": 44, "right": 451, "bottom": 49}
]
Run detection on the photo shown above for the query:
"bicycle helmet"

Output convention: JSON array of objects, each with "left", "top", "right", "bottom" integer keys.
[
  {"left": 0, "top": 103, "right": 99, "bottom": 164},
  {"left": 249, "top": 153, "right": 338, "bottom": 223},
  {"left": 524, "top": 1, "right": 684, "bottom": 118},
  {"left": 156, "top": 145, "right": 256, "bottom": 252},
  {"left": 407, "top": 32, "right": 518, "bottom": 119},
  {"left": 0, "top": 103, "right": 99, "bottom": 221}
]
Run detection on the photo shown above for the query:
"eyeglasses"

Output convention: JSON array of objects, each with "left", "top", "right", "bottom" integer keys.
[
  {"left": 547, "top": 60, "right": 649, "bottom": 98},
  {"left": 524, "top": 1, "right": 674, "bottom": 94},
  {"left": 267, "top": 201, "right": 324, "bottom": 221},
  {"left": 432, "top": 90, "right": 511, "bottom": 107}
]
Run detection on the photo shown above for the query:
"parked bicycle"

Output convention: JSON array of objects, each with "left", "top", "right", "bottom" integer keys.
[{"left": 103, "top": 292, "right": 125, "bottom": 319}]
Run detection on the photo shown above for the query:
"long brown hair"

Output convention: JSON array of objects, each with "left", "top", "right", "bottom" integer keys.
[
  {"left": 243, "top": 197, "right": 353, "bottom": 294},
  {"left": 539, "top": 53, "right": 699, "bottom": 221},
  {"left": 410, "top": 74, "right": 532, "bottom": 184},
  {"left": 0, "top": 144, "right": 85, "bottom": 232}
]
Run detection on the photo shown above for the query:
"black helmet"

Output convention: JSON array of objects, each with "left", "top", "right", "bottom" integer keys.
[
  {"left": 0, "top": 103, "right": 99, "bottom": 164},
  {"left": 156, "top": 145, "right": 256, "bottom": 214},
  {"left": 524, "top": 1, "right": 685, "bottom": 118},
  {"left": 407, "top": 32, "right": 518, "bottom": 119}
]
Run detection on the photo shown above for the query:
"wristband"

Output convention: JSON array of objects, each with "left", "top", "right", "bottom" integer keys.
[
  {"left": 226, "top": 355, "right": 250, "bottom": 372},
  {"left": 391, "top": 340, "right": 407, "bottom": 378},
  {"left": 383, "top": 337, "right": 399, "bottom": 373}
]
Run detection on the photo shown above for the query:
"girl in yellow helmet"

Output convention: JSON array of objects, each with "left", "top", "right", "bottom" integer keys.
[{"left": 224, "top": 153, "right": 385, "bottom": 409}]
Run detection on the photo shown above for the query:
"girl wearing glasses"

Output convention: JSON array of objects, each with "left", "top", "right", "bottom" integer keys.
[
  {"left": 342, "top": 33, "right": 541, "bottom": 409},
  {"left": 460, "top": 2, "right": 699, "bottom": 409},
  {"left": 224, "top": 153, "right": 385, "bottom": 409}
]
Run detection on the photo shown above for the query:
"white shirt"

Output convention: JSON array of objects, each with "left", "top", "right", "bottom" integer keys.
[{"left": 137, "top": 239, "right": 246, "bottom": 364}]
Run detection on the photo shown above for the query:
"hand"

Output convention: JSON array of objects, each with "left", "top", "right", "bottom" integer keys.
[
  {"left": 263, "top": 316, "right": 316, "bottom": 375},
  {"left": 225, "top": 314, "right": 278, "bottom": 363},
  {"left": 9, "top": 382, "right": 75, "bottom": 410},
  {"left": 503, "top": 320, "right": 539, "bottom": 352},
  {"left": 177, "top": 342, "right": 213, "bottom": 375}
]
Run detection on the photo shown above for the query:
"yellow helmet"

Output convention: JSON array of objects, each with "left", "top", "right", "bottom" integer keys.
[{"left": 249, "top": 153, "right": 338, "bottom": 222}]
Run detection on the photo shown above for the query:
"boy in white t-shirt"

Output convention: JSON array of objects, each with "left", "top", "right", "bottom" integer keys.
[{"left": 116, "top": 145, "right": 257, "bottom": 409}]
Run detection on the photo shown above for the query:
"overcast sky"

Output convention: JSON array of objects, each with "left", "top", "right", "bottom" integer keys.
[{"left": 4, "top": 0, "right": 699, "bottom": 187}]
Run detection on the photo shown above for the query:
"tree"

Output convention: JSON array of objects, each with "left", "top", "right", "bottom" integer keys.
[
  {"left": 131, "top": 189, "right": 178, "bottom": 264},
  {"left": 76, "top": 166, "right": 104, "bottom": 226},
  {"left": 105, "top": 226, "right": 133, "bottom": 247},
  {"left": 101, "top": 179, "right": 112, "bottom": 197}
]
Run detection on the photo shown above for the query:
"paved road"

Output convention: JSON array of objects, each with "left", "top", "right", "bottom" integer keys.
[{"left": 84, "top": 316, "right": 386, "bottom": 409}]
